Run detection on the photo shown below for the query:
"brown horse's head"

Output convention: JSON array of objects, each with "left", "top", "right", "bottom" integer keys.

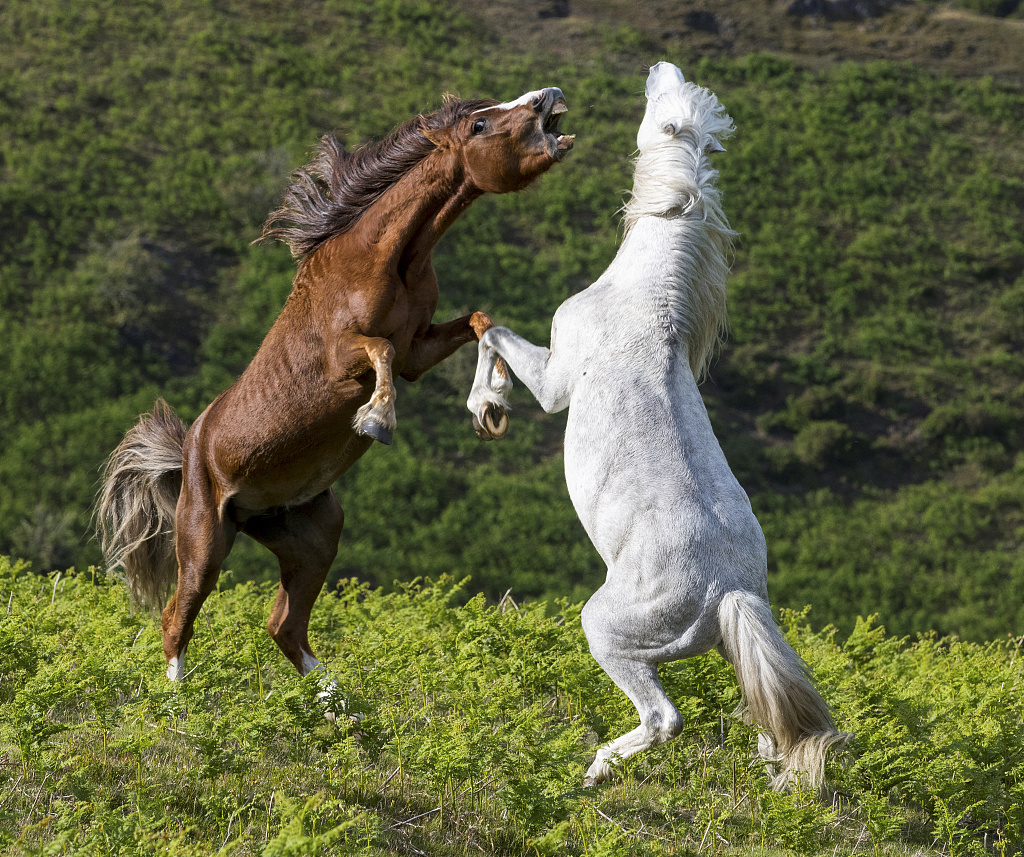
[
  {"left": 261, "top": 90, "right": 574, "bottom": 259},
  {"left": 424, "top": 87, "right": 575, "bottom": 193}
]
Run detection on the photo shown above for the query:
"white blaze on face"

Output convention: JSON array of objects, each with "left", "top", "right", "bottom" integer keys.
[{"left": 471, "top": 89, "right": 547, "bottom": 115}]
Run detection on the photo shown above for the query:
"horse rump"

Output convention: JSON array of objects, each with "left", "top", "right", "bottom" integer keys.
[
  {"left": 96, "top": 398, "right": 186, "bottom": 613},
  {"left": 718, "top": 590, "right": 849, "bottom": 790}
]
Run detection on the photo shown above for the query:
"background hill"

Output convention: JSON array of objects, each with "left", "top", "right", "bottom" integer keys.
[{"left": 1, "top": 0, "right": 1023, "bottom": 641}]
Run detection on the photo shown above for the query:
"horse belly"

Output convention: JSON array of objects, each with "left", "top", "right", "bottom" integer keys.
[
  {"left": 229, "top": 434, "right": 372, "bottom": 510},
  {"left": 561, "top": 380, "right": 676, "bottom": 545},
  {"left": 562, "top": 382, "right": 768, "bottom": 597},
  {"left": 207, "top": 376, "right": 373, "bottom": 512}
]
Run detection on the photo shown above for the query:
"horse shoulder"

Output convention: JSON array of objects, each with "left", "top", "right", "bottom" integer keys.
[
  {"left": 402, "top": 265, "right": 441, "bottom": 333},
  {"left": 551, "top": 276, "right": 615, "bottom": 356}
]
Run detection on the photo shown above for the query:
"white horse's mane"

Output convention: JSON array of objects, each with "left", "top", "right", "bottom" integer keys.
[{"left": 622, "top": 82, "right": 736, "bottom": 381}]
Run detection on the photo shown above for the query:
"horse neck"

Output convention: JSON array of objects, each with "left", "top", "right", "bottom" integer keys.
[
  {"left": 355, "top": 149, "right": 481, "bottom": 281},
  {"left": 609, "top": 213, "right": 729, "bottom": 381}
]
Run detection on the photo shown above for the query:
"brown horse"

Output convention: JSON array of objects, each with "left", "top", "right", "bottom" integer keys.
[{"left": 98, "top": 88, "right": 574, "bottom": 685}]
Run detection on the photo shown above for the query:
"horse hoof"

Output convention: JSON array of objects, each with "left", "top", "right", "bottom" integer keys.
[
  {"left": 360, "top": 418, "right": 393, "bottom": 445},
  {"left": 484, "top": 404, "right": 508, "bottom": 439},
  {"left": 472, "top": 413, "right": 492, "bottom": 440},
  {"left": 473, "top": 404, "right": 508, "bottom": 440}
]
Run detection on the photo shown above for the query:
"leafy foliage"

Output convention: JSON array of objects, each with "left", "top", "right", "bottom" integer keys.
[
  {"left": 1, "top": 0, "right": 1023, "bottom": 645},
  {"left": 1, "top": 560, "right": 1023, "bottom": 855}
]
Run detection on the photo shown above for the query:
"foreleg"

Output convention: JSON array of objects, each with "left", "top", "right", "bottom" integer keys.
[
  {"left": 345, "top": 336, "right": 397, "bottom": 445},
  {"left": 467, "top": 325, "right": 574, "bottom": 439},
  {"left": 401, "top": 311, "right": 509, "bottom": 383}
]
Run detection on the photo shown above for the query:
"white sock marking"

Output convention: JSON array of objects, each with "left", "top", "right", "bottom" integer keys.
[
  {"left": 300, "top": 652, "right": 322, "bottom": 676},
  {"left": 166, "top": 651, "right": 186, "bottom": 681}
]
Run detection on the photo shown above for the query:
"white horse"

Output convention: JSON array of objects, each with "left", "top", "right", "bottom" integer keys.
[{"left": 467, "top": 62, "right": 848, "bottom": 789}]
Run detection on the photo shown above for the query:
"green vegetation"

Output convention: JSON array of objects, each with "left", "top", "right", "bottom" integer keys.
[
  {"left": 5, "top": 5, "right": 1024, "bottom": 852},
  {"left": 2, "top": 560, "right": 1023, "bottom": 855},
  {"left": 5, "top": 6, "right": 1024, "bottom": 852},
  {"left": 1, "top": 8, "right": 1024, "bottom": 847},
  {"left": 5, "top": 0, "right": 1021, "bottom": 641}
]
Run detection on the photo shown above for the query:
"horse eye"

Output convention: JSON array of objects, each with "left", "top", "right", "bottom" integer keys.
[{"left": 471, "top": 118, "right": 487, "bottom": 135}]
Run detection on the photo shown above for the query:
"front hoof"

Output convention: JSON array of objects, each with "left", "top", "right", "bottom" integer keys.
[
  {"left": 473, "top": 403, "right": 508, "bottom": 440},
  {"left": 359, "top": 418, "right": 393, "bottom": 445}
]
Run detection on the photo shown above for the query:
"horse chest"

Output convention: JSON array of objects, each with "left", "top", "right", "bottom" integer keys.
[
  {"left": 323, "top": 278, "right": 433, "bottom": 357},
  {"left": 557, "top": 289, "right": 658, "bottom": 370}
]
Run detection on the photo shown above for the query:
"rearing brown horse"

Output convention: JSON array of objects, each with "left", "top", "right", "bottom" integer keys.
[{"left": 98, "top": 88, "right": 574, "bottom": 684}]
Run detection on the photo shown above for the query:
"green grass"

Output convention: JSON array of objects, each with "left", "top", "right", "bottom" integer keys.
[
  {"left": 1, "top": 0, "right": 1023, "bottom": 644},
  {"left": 2, "top": 558, "right": 1022, "bottom": 855},
  {"left": 1, "top": 4, "right": 1024, "bottom": 849}
]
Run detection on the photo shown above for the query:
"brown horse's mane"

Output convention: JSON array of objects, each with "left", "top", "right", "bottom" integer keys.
[{"left": 260, "top": 96, "right": 498, "bottom": 260}]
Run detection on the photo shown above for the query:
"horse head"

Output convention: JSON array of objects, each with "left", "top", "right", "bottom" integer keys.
[
  {"left": 637, "top": 62, "right": 732, "bottom": 157},
  {"left": 627, "top": 62, "right": 735, "bottom": 231},
  {"left": 422, "top": 87, "right": 575, "bottom": 193}
]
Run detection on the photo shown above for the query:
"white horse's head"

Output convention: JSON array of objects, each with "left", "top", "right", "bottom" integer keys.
[
  {"left": 626, "top": 63, "right": 735, "bottom": 232},
  {"left": 636, "top": 62, "right": 734, "bottom": 156},
  {"left": 624, "top": 62, "right": 736, "bottom": 381}
]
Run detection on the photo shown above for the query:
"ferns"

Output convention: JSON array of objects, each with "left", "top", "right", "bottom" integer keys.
[{"left": 2, "top": 559, "right": 1022, "bottom": 855}]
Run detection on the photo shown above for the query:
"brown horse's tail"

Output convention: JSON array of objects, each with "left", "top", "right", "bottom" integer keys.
[
  {"left": 718, "top": 590, "right": 850, "bottom": 790},
  {"left": 97, "top": 398, "right": 187, "bottom": 613}
]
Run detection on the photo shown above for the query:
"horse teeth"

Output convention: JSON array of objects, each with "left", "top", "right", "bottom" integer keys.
[{"left": 557, "top": 134, "right": 575, "bottom": 150}]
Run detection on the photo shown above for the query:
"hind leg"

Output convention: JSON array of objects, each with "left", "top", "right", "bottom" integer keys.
[
  {"left": 580, "top": 589, "right": 723, "bottom": 786},
  {"left": 162, "top": 468, "right": 236, "bottom": 681},
  {"left": 241, "top": 490, "right": 343, "bottom": 675},
  {"left": 583, "top": 653, "right": 685, "bottom": 786}
]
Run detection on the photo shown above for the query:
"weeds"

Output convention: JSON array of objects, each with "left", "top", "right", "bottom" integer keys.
[{"left": 1, "top": 558, "right": 1022, "bottom": 855}]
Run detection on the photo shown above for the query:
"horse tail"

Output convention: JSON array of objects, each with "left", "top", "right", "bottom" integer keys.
[
  {"left": 718, "top": 590, "right": 849, "bottom": 790},
  {"left": 97, "top": 398, "right": 187, "bottom": 613}
]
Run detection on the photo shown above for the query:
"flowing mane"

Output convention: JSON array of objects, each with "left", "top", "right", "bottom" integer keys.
[
  {"left": 621, "top": 82, "right": 736, "bottom": 381},
  {"left": 261, "top": 97, "right": 497, "bottom": 259}
]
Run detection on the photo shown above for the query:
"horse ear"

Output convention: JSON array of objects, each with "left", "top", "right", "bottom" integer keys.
[
  {"left": 421, "top": 126, "right": 454, "bottom": 149},
  {"left": 661, "top": 121, "right": 679, "bottom": 137}
]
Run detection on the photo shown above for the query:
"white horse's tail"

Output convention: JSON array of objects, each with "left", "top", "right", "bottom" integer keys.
[{"left": 718, "top": 590, "right": 849, "bottom": 790}]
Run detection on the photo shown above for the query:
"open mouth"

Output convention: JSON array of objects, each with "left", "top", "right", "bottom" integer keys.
[{"left": 543, "top": 96, "right": 575, "bottom": 157}]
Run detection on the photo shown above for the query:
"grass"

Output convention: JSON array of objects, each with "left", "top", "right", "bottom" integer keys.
[{"left": 2, "top": 557, "right": 1022, "bottom": 855}]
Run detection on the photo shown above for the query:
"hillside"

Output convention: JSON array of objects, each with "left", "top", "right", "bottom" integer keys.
[
  {"left": 473, "top": 0, "right": 1024, "bottom": 81},
  {"left": 0, "top": 0, "right": 1022, "bottom": 642}
]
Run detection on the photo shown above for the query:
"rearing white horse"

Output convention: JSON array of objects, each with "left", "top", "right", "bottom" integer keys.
[{"left": 468, "top": 62, "right": 848, "bottom": 789}]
